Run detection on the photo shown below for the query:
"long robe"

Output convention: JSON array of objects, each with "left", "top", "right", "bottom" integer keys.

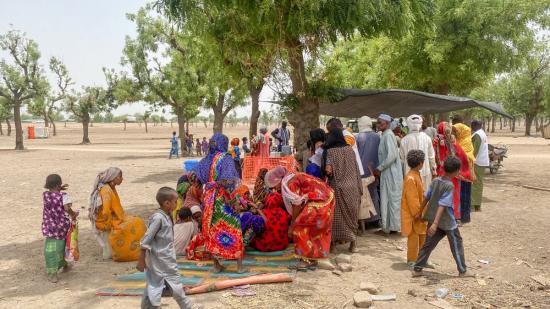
[
  {"left": 356, "top": 131, "right": 381, "bottom": 222},
  {"left": 400, "top": 131, "right": 436, "bottom": 191},
  {"left": 377, "top": 129, "right": 403, "bottom": 233}
]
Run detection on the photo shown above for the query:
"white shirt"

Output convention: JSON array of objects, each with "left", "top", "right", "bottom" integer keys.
[{"left": 473, "top": 129, "right": 490, "bottom": 167}]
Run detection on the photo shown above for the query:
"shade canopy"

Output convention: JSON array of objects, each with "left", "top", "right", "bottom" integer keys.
[{"left": 318, "top": 89, "right": 512, "bottom": 119}]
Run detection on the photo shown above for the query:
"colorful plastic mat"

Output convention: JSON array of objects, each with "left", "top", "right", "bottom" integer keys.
[{"left": 97, "top": 247, "right": 297, "bottom": 296}]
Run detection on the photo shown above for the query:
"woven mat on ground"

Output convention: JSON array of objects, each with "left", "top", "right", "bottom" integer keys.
[{"left": 97, "top": 247, "right": 297, "bottom": 296}]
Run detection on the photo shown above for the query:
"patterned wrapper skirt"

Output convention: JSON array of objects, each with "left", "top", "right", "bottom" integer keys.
[
  {"left": 44, "top": 238, "right": 66, "bottom": 275},
  {"left": 293, "top": 191, "right": 335, "bottom": 260}
]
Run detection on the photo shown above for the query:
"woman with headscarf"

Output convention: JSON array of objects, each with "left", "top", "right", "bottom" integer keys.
[
  {"left": 192, "top": 133, "right": 246, "bottom": 273},
  {"left": 400, "top": 114, "right": 437, "bottom": 191},
  {"left": 264, "top": 166, "right": 335, "bottom": 269},
  {"left": 435, "top": 122, "right": 472, "bottom": 220},
  {"left": 305, "top": 128, "right": 326, "bottom": 178},
  {"left": 89, "top": 167, "right": 145, "bottom": 261},
  {"left": 253, "top": 168, "right": 270, "bottom": 204},
  {"left": 251, "top": 191, "right": 291, "bottom": 252},
  {"left": 323, "top": 128, "right": 363, "bottom": 252},
  {"left": 231, "top": 184, "right": 266, "bottom": 247},
  {"left": 453, "top": 123, "right": 475, "bottom": 223}
]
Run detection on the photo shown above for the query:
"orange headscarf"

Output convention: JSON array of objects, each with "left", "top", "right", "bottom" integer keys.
[
  {"left": 231, "top": 184, "right": 250, "bottom": 200},
  {"left": 453, "top": 123, "right": 475, "bottom": 164},
  {"left": 230, "top": 138, "right": 240, "bottom": 146}
]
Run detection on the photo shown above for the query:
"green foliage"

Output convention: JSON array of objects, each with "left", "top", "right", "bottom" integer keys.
[
  {"left": 66, "top": 86, "right": 113, "bottom": 122},
  {"left": 322, "top": 0, "right": 550, "bottom": 96}
]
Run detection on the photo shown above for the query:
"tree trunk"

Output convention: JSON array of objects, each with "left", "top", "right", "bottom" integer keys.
[
  {"left": 499, "top": 117, "right": 502, "bottom": 130},
  {"left": 511, "top": 118, "right": 516, "bottom": 132},
  {"left": 81, "top": 113, "right": 91, "bottom": 144},
  {"left": 212, "top": 93, "right": 225, "bottom": 134},
  {"left": 186, "top": 119, "right": 190, "bottom": 134},
  {"left": 170, "top": 121, "right": 173, "bottom": 128},
  {"left": 491, "top": 114, "right": 496, "bottom": 133},
  {"left": 123, "top": 121, "right": 127, "bottom": 131},
  {"left": 286, "top": 40, "right": 319, "bottom": 158},
  {"left": 144, "top": 120, "right": 148, "bottom": 133},
  {"left": 248, "top": 80, "right": 263, "bottom": 140},
  {"left": 6, "top": 119, "right": 11, "bottom": 136},
  {"left": 175, "top": 106, "right": 188, "bottom": 155},
  {"left": 64, "top": 121, "right": 67, "bottom": 128},
  {"left": 44, "top": 114, "right": 49, "bottom": 128},
  {"left": 535, "top": 117, "right": 539, "bottom": 132},
  {"left": 525, "top": 113, "right": 534, "bottom": 136},
  {"left": 13, "top": 102, "right": 24, "bottom": 150},
  {"left": 50, "top": 117, "right": 57, "bottom": 136}
]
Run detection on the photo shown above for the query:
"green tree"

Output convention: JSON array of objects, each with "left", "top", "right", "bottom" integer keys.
[
  {"left": 0, "top": 97, "right": 13, "bottom": 136},
  {"left": 0, "top": 29, "right": 48, "bottom": 149},
  {"left": 158, "top": 0, "right": 433, "bottom": 152},
  {"left": 66, "top": 86, "right": 112, "bottom": 144},
  {"left": 106, "top": 7, "right": 205, "bottom": 153}
]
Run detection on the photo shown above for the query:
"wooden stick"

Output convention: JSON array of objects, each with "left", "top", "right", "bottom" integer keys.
[
  {"left": 522, "top": 185, "right": 550, "bottom": 192},
  {"left": 186, "top": 273, "right": 293, "bottom": 295}
]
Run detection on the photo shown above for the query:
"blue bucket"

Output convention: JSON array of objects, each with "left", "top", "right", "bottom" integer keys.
[{"left": 183, "top": 159, "right": 200, "bottom": 172}]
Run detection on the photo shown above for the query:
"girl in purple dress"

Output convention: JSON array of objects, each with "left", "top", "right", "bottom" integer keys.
[{"left": 42, "top": 174, "right": 77, "bottom": 283}]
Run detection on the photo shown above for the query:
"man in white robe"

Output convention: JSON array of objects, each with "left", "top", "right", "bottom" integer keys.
[{"left": 400, "top": 114, "right": 437, "bottom": 191}]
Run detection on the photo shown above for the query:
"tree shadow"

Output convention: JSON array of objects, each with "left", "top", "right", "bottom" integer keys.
[
  {"left": 132, "top": 170, "right": 183, "bottom": 185},
  {"left": 108, "top": 154, "right": 168, "bottom": 161}
]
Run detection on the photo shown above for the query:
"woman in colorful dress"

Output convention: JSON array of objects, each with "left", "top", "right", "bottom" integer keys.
[
  {"left": 193, "top": 133, "right": 246, "bottom": 273},
  {"left": 251, "top": 191, "right": 291, "bottom": 252},
  {"left": 434, "top": 122, "right": 472, "bottom": 220},
  {"left": 232, "top": 185, "right": 266, "bottom": 247},
  {"left": 89, "top": 167, "right": 145, "bottom": 261},
  {"left": 264, "top": 166, "right": 335, "bottom": 269},
  {"left": 453, "top": 123, "right": 476, "bottom": 224},
  {"left": 322, "top": 128, "right": 362, "bottom": 253}
]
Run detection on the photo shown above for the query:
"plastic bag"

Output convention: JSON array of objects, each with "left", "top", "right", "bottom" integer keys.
[{"left": 65, "top": 221, "right": 80, "bottom": 262}]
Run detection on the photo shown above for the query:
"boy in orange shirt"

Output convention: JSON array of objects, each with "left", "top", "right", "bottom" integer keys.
[{"left": 401, "top": 149, "right": 428, "bottom": 267}]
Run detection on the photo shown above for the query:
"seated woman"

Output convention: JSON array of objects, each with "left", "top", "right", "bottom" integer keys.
[
  {"left": 192, "top": 133, "right": 246, "bottom": 273},
  {"left": 173, "top": 172, "right": 202, "bottom": 221},
  {"left": 264, "top": 166, "right": 335, "bottom": 270},
  {"left": 232, "top": 185, "right": 266, "bottom": 247},
  {"left": 251, "top": 192, "right": 291, "bottom": 252},
  {"left": 89, "top": 167, "right": 145, "bottom": 261},
  {"left": 253, "top": 168, "right": 270, "bottom": 204}
]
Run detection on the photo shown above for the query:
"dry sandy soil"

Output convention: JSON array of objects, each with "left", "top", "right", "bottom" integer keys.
[{"left": 0, "top": 122, "right": 549, "bottom": 309}]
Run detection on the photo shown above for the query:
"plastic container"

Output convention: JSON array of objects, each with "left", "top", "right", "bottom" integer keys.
[
  {"left": 28, "top": 126, "right": 35, "bottom": 139},
  {"left": 183, "top": 159, "right": 200, "bottom": 172},
  {"left": 435, "top": 288, "right": 449, "bottom": 298}
]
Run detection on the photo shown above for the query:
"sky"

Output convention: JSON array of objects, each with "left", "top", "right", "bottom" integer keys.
[{"left": 0, "top": 0, "right": 275, "bottom": 117}]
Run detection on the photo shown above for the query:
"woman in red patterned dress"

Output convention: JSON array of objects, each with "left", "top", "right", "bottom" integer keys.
[{"left": 264, "top": 167, "right": 335, "bottom": 268}]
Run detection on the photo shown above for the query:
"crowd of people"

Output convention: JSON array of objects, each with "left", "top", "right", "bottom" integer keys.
[{"left": 40, "top": 113, "right": 490, "bottom": 308}]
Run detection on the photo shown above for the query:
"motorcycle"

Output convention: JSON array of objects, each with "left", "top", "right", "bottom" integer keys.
[{"left": 488, "top": 144, "right": 508, "bottom": 174}]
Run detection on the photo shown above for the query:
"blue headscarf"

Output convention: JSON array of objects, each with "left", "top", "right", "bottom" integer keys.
[{"left": 194, "top": 133, "right": 239, "bottom": 186}]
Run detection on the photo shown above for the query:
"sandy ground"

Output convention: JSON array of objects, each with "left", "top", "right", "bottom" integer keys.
[{"left": 0, "top": 122, "right": 549, "bottom": 309}]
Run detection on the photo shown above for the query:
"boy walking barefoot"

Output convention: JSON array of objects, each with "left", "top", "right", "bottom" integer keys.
[
  {"left": 401, "top": 150, "right": 428, "bottom": 267},
  {"left": 137, "top": 187, "right": 200, "bottom": 309},
  {"left": 413, "top": 157, "right": 471, "bottom": 277}
]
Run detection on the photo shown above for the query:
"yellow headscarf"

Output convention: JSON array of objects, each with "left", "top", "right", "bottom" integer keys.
[{"left": 453, "top": 123, "right": 475, "bottom": 163}]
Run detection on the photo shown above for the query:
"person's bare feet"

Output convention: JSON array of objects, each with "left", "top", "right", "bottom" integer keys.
[
  {"left": 349, "top": 241, "right": 359, "bottom": 253},
  {"left": 412, "top": 270, "right": 424, "bottom": 277},
  {"left": 458, "top": 271, "right": 475, "bottom": 278},
  {"left": 62, "top": 263, "right": 73, "bottom": 273},
  {"left": 236, "top": 266, "right": 250, "bottom": 274},
  {"left": 211, "top": 260, "right": 226, "bottom": 273},
  {"left": 47, "top": 274, "right": 59, "bottom": 283}
]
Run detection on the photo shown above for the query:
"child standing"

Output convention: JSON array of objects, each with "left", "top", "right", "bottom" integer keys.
[
  {"left": 413, "top": 157, "right": 470, "bottom": 277},
  {"left": 229, "top": 138, "right": 242, "bottom": 178},
  {"left": 201, "top": 137, "right": 208, "bottom": 155},
  {"left": 174, "top": 208, "right": 198, "bottom": 256},
  {"left": 195, "top": 138, "right": 202, "bottom": 156},
  {"left": 169, "top": 132, "right": 179, "bottom": 159},
  {"left": 186, "top": 135, "right": 194, "bottom": 156},
  {"left": 42, "top": 174, "right": 77, "bottom": 283},
  {"left": 401, "top": 150, "right": 428, "bottom": 267},
  {"left": 137, "top": 187, "right": 198, "bottom": 309}
]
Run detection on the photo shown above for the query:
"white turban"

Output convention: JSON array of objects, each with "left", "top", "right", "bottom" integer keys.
[
  {"left": 358, "top": 116, "right": 373, "bottom": 133},
  {"left": 407, "top": 114, "right": 423, "bottom": 132},
  {"left": 190, "top": 205, "right": 202, "bottom": 214}
]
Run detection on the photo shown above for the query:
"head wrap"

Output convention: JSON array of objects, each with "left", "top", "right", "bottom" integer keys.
[
  {"left": 232, "top": 184, "right": 250, "bottom": 200},
  {"left": 264, "top": 166, "right": 288, "bottom": 188},
  {"left": 358, "top": 116, "right": 373, "bottom": 133},
  {"left": 309, "top": 128, "right": 326, "bottom": 147},
  {"left": 230, "top": 138, "right": 240, "bottom": 146},
  {"left": 390, "top": 119, "right": 400, "bottom": 130},
  {"left": 89, "top": 167, "right": 122, "bottom": 231},
  {"left": 280, "top": 173, "right": 303, "bottom": 214},
  {"left": 190, "top": 205, "right": 202, "bottom": 214},
  {"left": 321, "top": 128, "right": 348, "bottom": 176},
  {"left": 378, "top": 114, "right": 392, "bottom": 123},
  {"left": 407, "top": 114, "right": 423, "bottom": 132},
  {"left": 193, "top": 133, "right": 239, "bottom": 186},
  {"left": 453, "top": 123, "right": 475, "bottom": 163}
]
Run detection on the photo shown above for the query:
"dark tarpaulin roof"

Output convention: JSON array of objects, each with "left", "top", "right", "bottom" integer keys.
[{"left": 318, "top": 89, "right": 513, "bottom": 119}]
